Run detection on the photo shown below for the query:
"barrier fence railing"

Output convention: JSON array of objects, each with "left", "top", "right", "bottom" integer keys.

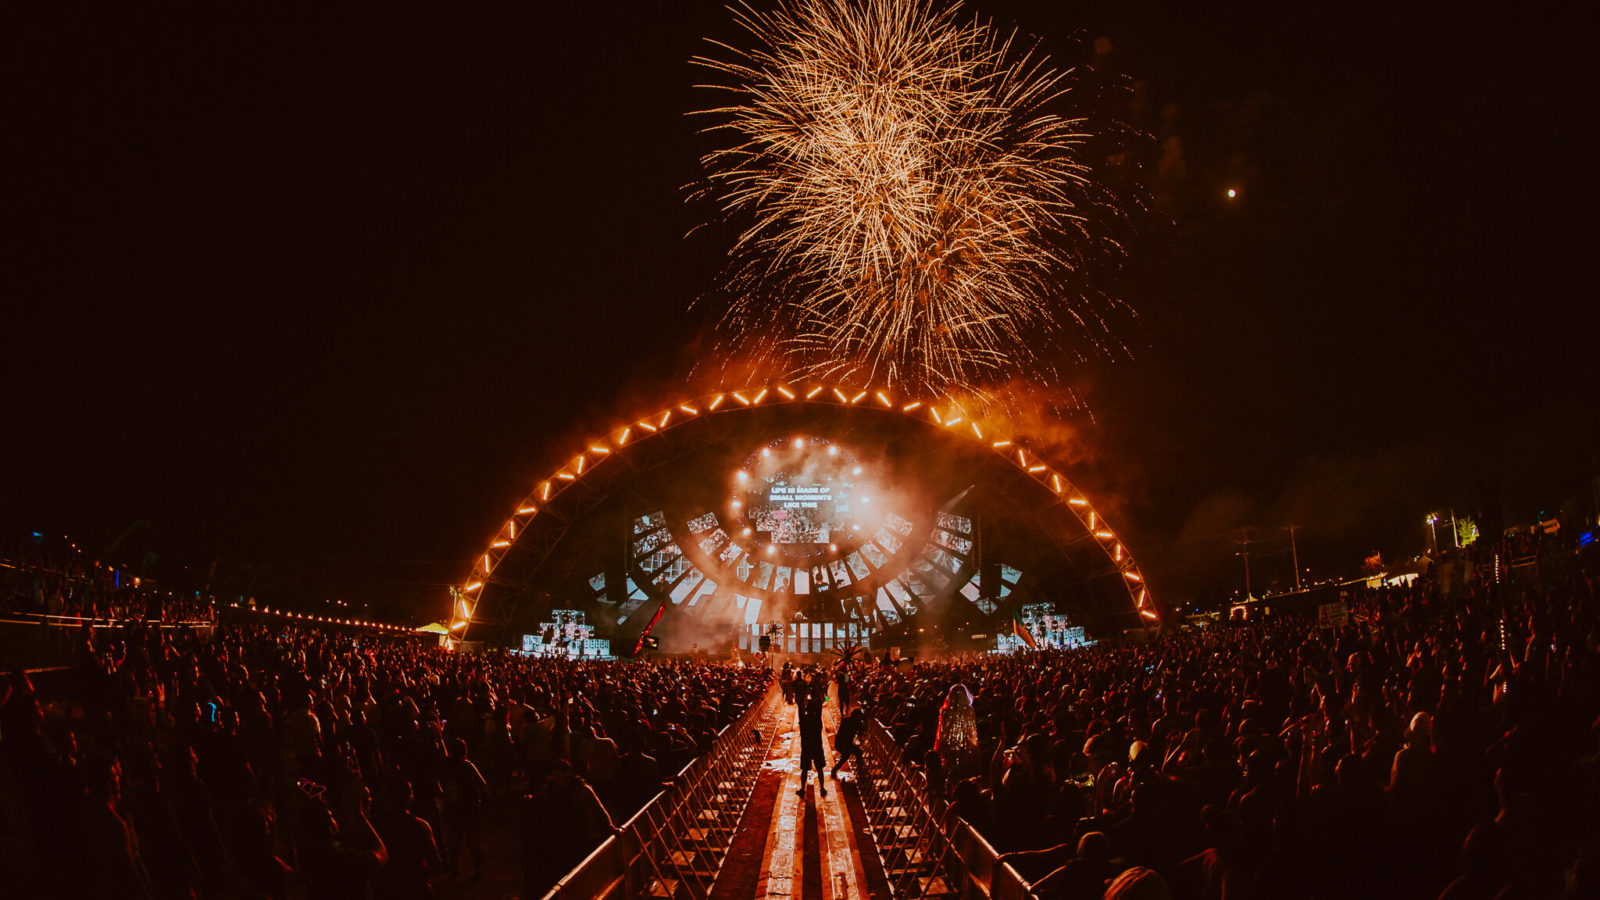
[
  {"left": 0, "top": 612, "right": 216, "bottom": 629},
  {"left": 0, "top": 614, "right": 216, "bottom": 670},
  {"left": 856, "top": 716, "right": 1037, "bottom": 900},
  {"left": 541, "top": 682, "right": 782, "bottom": 900}
]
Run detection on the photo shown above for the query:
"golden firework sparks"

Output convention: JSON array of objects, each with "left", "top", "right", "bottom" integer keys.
[{"left": 692, "top": 0, "right": 1137, "bottom": 401}]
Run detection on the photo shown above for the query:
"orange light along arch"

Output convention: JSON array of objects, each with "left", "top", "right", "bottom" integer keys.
[{"left": 450, "top": 384, "right": 1155, "bottom": 642}]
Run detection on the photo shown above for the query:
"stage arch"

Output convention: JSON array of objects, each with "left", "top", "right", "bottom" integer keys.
[{"left": 451, "top": 385, "right": 1154, "bottom": 649}]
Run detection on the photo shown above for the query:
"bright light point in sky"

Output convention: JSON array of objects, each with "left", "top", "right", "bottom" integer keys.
[
  {"left": 1227, "top": 188, "right": 1237, "bottom": 199},
  {"left": 794, "top": 438, "right": 804, "bottom": 448},
  {"left": 736, "top": 470, "right": 747, "bottom": 480},
  {"left": 852, "top": 466, "right": 862, "bottom": 475},
  {"left": 828, "top": 446, "right": 838, "bottom": 455}
]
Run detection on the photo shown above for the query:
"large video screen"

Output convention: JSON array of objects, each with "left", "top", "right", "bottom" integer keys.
[
  {"left": 521, "top": 609, "right": 612, "bottom": 659},
  {"left": 736, "top": 437, "right": 868, "bottom": 546},
  {"left": 751, "top": 482, "right": 848, "bottom": 543}
]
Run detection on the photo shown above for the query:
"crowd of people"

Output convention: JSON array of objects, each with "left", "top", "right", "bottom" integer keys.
[
  {"left": 1, "top": 534, "right": 217, "bottom": 624},
  {"left": 0, "top": 622, "right": 770, "bottom": 899},
  {"left": 8, "top": 543, "right": 1598, "bottom": 900},
  {"left": 855, "top": 574, "right": 1600, "bottom": 898}
]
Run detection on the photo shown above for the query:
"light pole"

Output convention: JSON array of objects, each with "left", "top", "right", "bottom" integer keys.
[
  {"left": 1285, "top": 525, "right": 1302, "bottom": 591},
  {"left": 1234, "top": 528, "right": 1254, "bottom": 598},
  {"left": 1426, "top": 514, "right": 1439, "bottom": 554}
]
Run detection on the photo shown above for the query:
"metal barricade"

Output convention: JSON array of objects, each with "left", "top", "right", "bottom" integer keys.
[
  {"left": 855, "top": 717, "right": 1037, "bottom": 900},
  {"left": 0, "top": 614, "right": 215, "bottom": 670},
  {"left": 542, "top": 683, "right": 782, "bottom": 900}
]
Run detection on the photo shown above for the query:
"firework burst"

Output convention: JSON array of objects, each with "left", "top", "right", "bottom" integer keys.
[{"left": 692, "top": 0, "right": 1139, "bottom": 402}]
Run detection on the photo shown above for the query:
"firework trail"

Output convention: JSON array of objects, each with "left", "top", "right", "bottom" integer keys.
[{"left": 692, "top": 0, "right": 1139, "bottom": 402}]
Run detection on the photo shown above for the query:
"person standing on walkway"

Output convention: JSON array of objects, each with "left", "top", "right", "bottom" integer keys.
[
  {"left": 780, "top": 663, "right": 796, "bottom": 705},
  {"left": 807, "top": 668, "right": 829, "bottom": 706},
  {"left": 796, "top": 682, "right": 828, "bottom": 797},
  {"left": 831, "top": 708, "right": 865, "bottom": 780}
]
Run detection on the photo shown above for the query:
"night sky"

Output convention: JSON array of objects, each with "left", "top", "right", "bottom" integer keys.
[{"left": 6, "top": 2, "right": 1595, "bottom": 616}]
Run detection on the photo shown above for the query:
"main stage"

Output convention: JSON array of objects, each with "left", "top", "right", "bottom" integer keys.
[{"left": 451, "top": 386, "right": 1155, "bottom": 653}]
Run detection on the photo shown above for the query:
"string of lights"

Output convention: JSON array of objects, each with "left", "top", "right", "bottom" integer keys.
[{"left": 226, "top": 601, "right": 416, "bottom": 633}]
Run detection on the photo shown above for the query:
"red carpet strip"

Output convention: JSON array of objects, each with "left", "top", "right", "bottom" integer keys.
[{"left": 711, "top": 765, "right": 785, "bottom": 899}]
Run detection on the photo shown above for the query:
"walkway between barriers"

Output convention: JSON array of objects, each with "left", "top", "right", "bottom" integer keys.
[
  {"left": 541, "top": 681, "right": 1032, "bottom": 900},
  {"left": 710, "top": 694, "right": 892, "bottom": 900},
  {"left": 720, "top": 693, "right": 1036, "bottom": 900}
]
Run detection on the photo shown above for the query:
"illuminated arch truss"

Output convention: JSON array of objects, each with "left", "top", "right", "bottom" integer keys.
[{"left": 452, "top": 386, "right": 1154, "bottom": 641}]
